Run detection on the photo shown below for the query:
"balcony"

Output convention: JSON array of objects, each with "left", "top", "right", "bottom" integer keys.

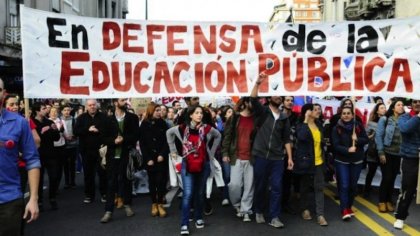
[{"left": 4, "top": 27, "right": 21, "bottom": 46}]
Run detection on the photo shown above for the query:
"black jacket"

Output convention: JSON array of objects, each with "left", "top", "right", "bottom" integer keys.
[
  {"left": 33, "top": 118, "right": 60, "bottom": 159},
  {"left": 139, "top": 118, "right": 169, "bottom": 171},
  {"left": 293, "top": 121, "right": 325, "bottom": 174},
  {"left": 74, "top": 112, "right": 108, "bottom": 151},
  {"left": 102, "top": 112, "right": 139, "bottom": 162},
  {"left": 332, "top": 120, "right": 368, "bottom": 164}
]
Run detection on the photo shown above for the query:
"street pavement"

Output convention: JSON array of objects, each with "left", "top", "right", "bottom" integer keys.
[{"left": 25, "top": 173, "right": 420, "bottom": 236}]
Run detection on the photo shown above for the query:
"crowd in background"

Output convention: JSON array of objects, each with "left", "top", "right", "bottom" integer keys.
[{"left": 2, "top": 75, "right": 420, "bottom": 235}]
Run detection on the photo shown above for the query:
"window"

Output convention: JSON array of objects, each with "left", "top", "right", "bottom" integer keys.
[
  {"left": 73, "top": 0, "right": 80, "bottom": 12},
  {"left": 9, "top": 0, "right": 18, "bottom": 26},
  {"left": 312, "top": 11, "right": 319, "bottom": 17},
  {"left": 303, "top": 11, "right": 308, "bottom": 17},
  {"left": 52, "top": 0, "right": 61, "bottom": 12}
]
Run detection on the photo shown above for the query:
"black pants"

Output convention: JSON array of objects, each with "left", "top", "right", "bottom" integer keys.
[
  {"left": 81, "top": 149, "right": 107, "bottom": 199},
  {"left": 379, "top": 153, "right": 400, "bottom": 202},
  {"left": 147, "top": 168, "right": 168, "bottom": 204},
  {"left": 364, "top": 161, "right": 379, "bottom": 193},
  {"left": 63, "top": 147, "right": 77, "bottom": 186},
  {"left": 395, "top": 158, "right": 419, "bottom": 220},
  {"left": 39, "top": 156, "right": 61, "bottom": 203},
  {"left": 105, "top": 158, "right": 132, "bottom": 212},
  {"left": 0, "top": 199, "right": 24, "bottom": 236}
]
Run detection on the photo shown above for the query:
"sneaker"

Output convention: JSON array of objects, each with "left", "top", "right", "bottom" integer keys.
[
  {"left": 269, "top": 217, "right": 284, "bottom": 228},
  {"left": 195, "top": 219, "right": 205, "bottom": 229},
  {"left": 83, "top": 197, "right": 92, "bottom": 204},
  {"left": 124, "top": 205, "right": 135, "bottom": 217},
  {"left": 255, "top": 213, "right": 265, "bottom": 224},
  {"left": 342, "top": 209, "right": 352, "bottom": 221},
  {"left": 204, "top": 201, "right": 213, "bottom": 216},
  {"left": 317, "top": 215, "right": 328, "bottom": 226},
  {"left": 180, "top": 225, "right": 189, "bottom": 235},
  {"left": 221, "top": 199, "right": 229, "bottom": 206},
  {"left": 348, "top": 208, "right": 355, "bottom": 216},
  {"left": 100, "top": 211, "right": 112, "bottom": 223},
  {"left": 101, "top": 195, "right": 107, "bottom": 203},
  {"left": 243, "top": 214, "right": 251, "bottom": 222},
  {"left": 393, "top": 219, "right": 404, "bottom": 230},
  {"left": 302, "top": 209, "right": 312, "bottom": 220}
]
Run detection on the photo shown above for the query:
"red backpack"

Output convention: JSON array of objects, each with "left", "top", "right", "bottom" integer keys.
[{"left": 181, "top": 124, "right": 211, "bottom": 173}]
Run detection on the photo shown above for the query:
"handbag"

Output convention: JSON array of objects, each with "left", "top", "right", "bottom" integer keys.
[
  {"left": 127, "top": 147, "right": 143, "bottom": 180},
  {"left": 98, "top": 145, "right": 107, "bottom": 168}
]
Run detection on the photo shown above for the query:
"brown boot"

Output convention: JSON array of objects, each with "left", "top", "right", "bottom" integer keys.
[
  {"left": 386, "top": 202, "right": 394, "bottom": 212},
  {"left": 151, "top": 203, "right": 158, "bottom": 217},
  {"left": 116, "top": 197, "right": 124, "bottom": 209},
  {"left": 378, "top": 202, "right": 387, "bottom": 213},
  {"left": 157, "top": 204, "right": 167, "bottom": 218}
]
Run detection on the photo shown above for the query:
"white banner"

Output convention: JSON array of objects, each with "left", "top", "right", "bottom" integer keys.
[{"left": 21, "top": 6, "right": 420, "bottom": 99}]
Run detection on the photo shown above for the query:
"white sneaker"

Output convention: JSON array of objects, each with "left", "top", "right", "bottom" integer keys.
[
  {"left": 269, "top": 217, "right": 284, "bottom": 228},
  {"left": 394, "top": 219, "right": 404, "bottom": 230},
  {"left": 221, "top": 199, "right": 229, "bottom": 206},
  {"left": 243, "top": 214, "right": 251, "bottom": 222},
  {"left": 256, "top": 213, "right": 265, "bottom": 224}
]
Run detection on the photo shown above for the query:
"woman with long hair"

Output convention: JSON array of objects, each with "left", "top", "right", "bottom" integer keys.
[
  {"left": 363, "top": 103, "right": 386, "bottom": 197},
  {"left": 331, "top": 107, "right": 368, "bottom": 220},
  {"left": 166, "top": 105, "right": 221, "bottom": 235},
  {"left": 294, "top": 103, "right": 328, "bottom": 226},
  {"left": 375, "top": 99, "right": 405, "bottom": 212},
  {"left": 139, "top": 102, "right": 170, "bottom": 217}
]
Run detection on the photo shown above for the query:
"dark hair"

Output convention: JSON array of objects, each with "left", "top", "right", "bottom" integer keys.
[
  {"left": 341, "top": 107, "right": 354, "bottom": 116},
  {"left": 299, "top": 103, "right": 314, "bottom": 123},
  {"left": 172, "top": 100, "right": 180, "bottom": 107},
  {"left": 385, "top": 99, "right": 405, "bottom": 118},
  {"left": 313, "top": 103, "right": 324, "bottom": 123},
  {"left": 185, "top": 105, "right": 204, "bottom": 125},
  {"left": 373, "top": 96, "right": 383, "bottom": 103},
  {"left": 31, "top": 102, "right": 45, "bottom": 119},
  {"left": 234, "top": 97, "right": 251, "bottom": 112},
  {"left": 220, "top": 106, "right": 233, "bottom": 123},
  {"left": 369, "top": 103, "right": 385, "bottom": 122},
  {"left": 281, "top": 96, "right": 294, "bottom": 104},
  {"left": 3, "top": 94, "right": 18, "bottom": 107}
]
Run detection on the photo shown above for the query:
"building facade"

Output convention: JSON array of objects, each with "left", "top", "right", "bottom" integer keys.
[
  {"left": 0, "top": 0, "right": 128, "bottom": 94},
  {"left": 270, "top": 0, "right": 321, "bottom": 24}
]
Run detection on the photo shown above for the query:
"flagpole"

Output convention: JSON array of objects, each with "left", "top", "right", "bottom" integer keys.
[{"left": 351, "top": 97, "right": 356, "bottom": 148}]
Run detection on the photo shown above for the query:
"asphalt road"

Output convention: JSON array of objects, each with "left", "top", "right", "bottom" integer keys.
[{"left": 25, "top": 173, "right": 420, "bottom": 236}]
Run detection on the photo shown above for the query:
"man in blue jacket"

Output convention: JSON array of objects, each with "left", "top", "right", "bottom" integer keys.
[
  {"left": 0, "top": 78, "right": 41, "bottom": 235},
  {"left": 394, "top": 98, "right": 420, "bottom": 230}
]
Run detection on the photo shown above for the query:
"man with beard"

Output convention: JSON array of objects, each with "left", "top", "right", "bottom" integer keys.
[
  {"left": 74, "top": 99, "right": 108, "bottom": 204},
  {"left": 250, "top": 73, "right": 294, "bottom": 228},
  {"left": 0, "top": 78, "right": 41, "bottom": 235},
  {"left": 100, "top": 98, "right": 139, "bottom": 223}
]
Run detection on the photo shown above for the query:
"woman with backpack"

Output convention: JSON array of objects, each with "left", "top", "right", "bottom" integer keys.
[
  {"left": 375, "top": 99, "right": 405, "bottom": 213},
  {"left": 331, "top": 106, "right": 368, "bottom": 220},
  {"left": 363, "top": 103, "right": 387, "bottom": 197},
  {"left": 139, "top": 102, "right": 169, "bottom": 218},
  {"left": 166, "top": 105, "right": 221, "bottom": 235}
]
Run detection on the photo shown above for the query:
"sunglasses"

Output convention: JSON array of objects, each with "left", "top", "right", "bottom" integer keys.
[{"left": 341, "top": 112, "right": 352, "bottom": 115}]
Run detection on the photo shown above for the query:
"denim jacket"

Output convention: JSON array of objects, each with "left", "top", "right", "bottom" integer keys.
[
  {"left": 398, "top": 112, "right": 420, "bottom": 158},
  {"left": 375, "top": 116, "right": 399, "bottom": 156}
]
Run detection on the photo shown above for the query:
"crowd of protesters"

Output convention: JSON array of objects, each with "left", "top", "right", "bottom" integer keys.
[{"left": 1, "top": 75, "right": 420, "bottom": 236}]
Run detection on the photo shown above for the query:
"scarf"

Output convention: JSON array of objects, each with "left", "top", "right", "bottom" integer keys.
[
  {"left": 338, "top": 119, "right": 354, "bottom": 131},
  {"left": 182, "top": 123, "right": 206, "bottom": 157}
]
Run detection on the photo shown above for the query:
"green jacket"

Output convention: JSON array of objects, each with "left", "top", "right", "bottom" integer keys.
[{"left": 221, "top": 112, "right": 256, "bottom": 165}]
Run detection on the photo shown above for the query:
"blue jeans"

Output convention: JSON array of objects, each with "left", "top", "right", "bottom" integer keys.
[
  {"left": 335, "top": 161, "right": 363, "bottom": 211},
  {"left": 254, "top": 156, "right": 284, "bottom": 220},
  {"left": 181, "top": 160, "right": 210, "bottom": 226},
  {"left": 222, "top": 161, "right": 231, "bottom": 200}
]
